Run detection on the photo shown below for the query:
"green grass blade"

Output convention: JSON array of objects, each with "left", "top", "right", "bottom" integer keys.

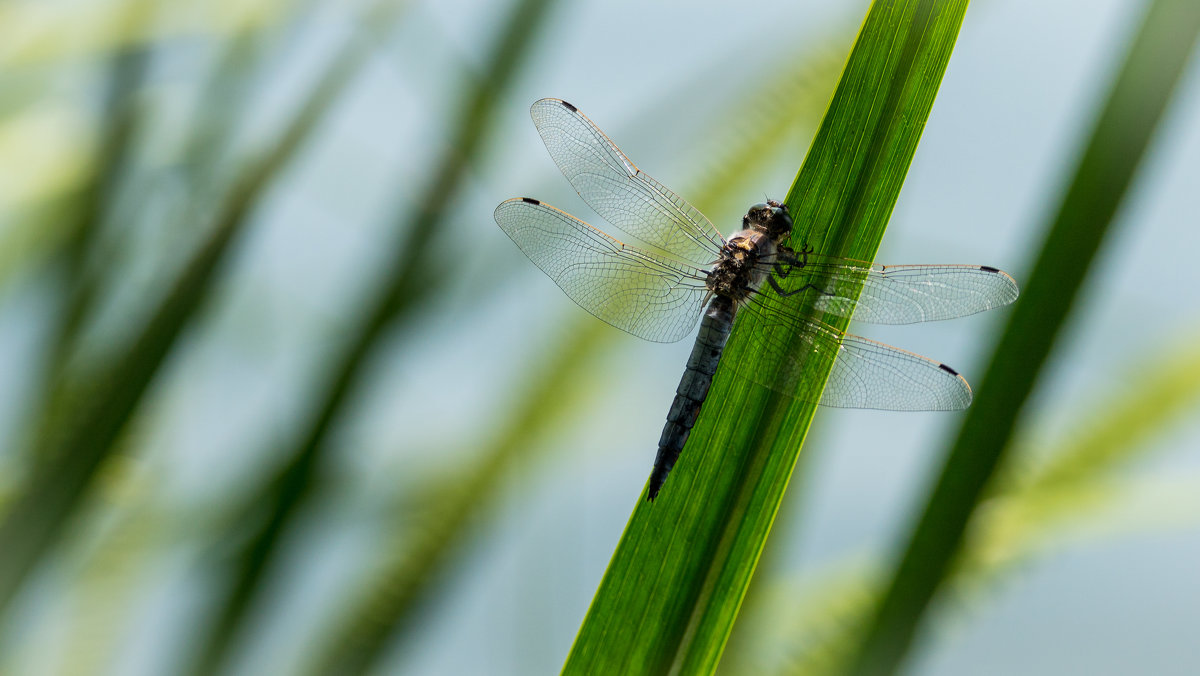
[
  {"left": 844, "top": 2, "right": 1200, "bottom": 674},
  {"left": 563, "top": 2, "right": 970, "bottom": 674}
]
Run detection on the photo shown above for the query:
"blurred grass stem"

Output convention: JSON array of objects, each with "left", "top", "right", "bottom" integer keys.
[
  {"left": 843, "top": 2, "right": 1200, "bottom": 673},
  {"left": 183, "top": 0, "right": 560, "bottom": 673}
]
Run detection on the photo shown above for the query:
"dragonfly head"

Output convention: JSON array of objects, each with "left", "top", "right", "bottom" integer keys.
[{"left": 744, "top": 200, "right": 793, "bottom": 243}]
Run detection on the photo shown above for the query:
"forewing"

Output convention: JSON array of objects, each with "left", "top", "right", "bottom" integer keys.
[
  {"left": 767, "top": 257, "right": 1019, "bottom": 324},
  {"left": 495, "top": 198, "right": 709, "bottom": 343},
  {"left": 529, "top": 98, "right": 725, "bottom": 265},
  {"left": 735, "top": 291, "right": 973, "bottom": 410}
]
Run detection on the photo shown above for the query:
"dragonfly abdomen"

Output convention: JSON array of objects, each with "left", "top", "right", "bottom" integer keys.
[{"left": 648, "top": 296, "right": 735, "bottom": 500}]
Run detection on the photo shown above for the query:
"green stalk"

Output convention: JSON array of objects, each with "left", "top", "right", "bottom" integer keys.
[{"left": 564, "top": 2, "right": 970, "bottom": 673}]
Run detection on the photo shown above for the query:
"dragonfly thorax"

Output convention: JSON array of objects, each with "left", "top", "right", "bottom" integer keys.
[
  {"left": 706, "top": 201, "right": 793, "bottom": 303},
  {"left": 707, "top": 230, "right": 776, "bottom": 303}
]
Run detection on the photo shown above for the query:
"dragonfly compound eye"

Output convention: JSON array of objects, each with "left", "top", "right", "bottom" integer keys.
[{"left": 768, "top": 207, "right": 793, "bottom": 238}]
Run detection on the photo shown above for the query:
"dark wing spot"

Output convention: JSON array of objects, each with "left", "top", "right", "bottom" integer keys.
[
  {"left": 560, "top": 100, "right": 578, "bottom": 112},
  {"left": 521, "top": 197, "right": 540, "bottom": 205},
  {"left": 979, "top": 265, "right": 1000, "bottom": 273},
  {"left": 938, "top": 363, "right": 960, "bottom": 376}
]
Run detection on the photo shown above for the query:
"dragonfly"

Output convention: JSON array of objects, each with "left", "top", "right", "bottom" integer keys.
[{"left": 495, "top": 98, "right": 1018, "bottom": 501}]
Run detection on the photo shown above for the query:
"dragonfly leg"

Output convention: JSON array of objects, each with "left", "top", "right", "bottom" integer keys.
[
  {"left": 772, "top": 243, "right": 813, "bottom": 278},
  {"left": 768, "top": 243, "right": 832, "bottom": 298},
  {"left": 768, "top": 274, "right": 822, "bottom": 298}
]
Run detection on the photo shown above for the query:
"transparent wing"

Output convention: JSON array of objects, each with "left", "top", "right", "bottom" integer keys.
[
  {"left": 734, "top": 290, "right": 973, "bottom": 410},
  {"left": 765, "top": 255, "right": 1019, "bottom": 324},
  {"left": 495, "top": 198, "right": 710, "bottom": 343},
  {"left": 529, "top": 98, "right": 725, "bottom": 265}
]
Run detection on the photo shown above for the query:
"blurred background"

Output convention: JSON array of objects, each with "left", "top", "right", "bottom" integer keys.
[{"left": 0, "top": 0, "right": 1197, "bottom": 674}]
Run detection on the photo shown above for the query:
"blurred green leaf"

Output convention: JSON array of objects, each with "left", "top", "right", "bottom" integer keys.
[
  {"left": 0, "top": 0, "right": 295, "bottom": 67},
  {"left": 758, "top": 471, "right": 1200, "bottom": 676},
  {"left": 685, "top": 42, "right": 849, "bottom": 215},
  {"left": 57, "top": 481, "right": 166, "bottom": 676},
  {"left": 738, "top": 332, "right": 1200, "bottom": 675},
  {"left": 740, "top": 560, "right": 881, "bottom": 676},
  {"left": 305, "top": 319, "right": 609, "bottom": 675},
  {"left": 0, "top": 0, "right": 155, "bottom": 299},
  {"left": 1004, "top": 334, "right": 1200, "bottom": 495},
  {"left": 845, "top": 2, "right": 1200, "bottom": 673},
  {"left": 0, "top": 187, "right": 242, "bottom": 614},
  {"left": 0, "top": 105, "right": 93, "bottom": 215},
  {"left": 564, "top": 2, "right": 970, "bottom": 674},
  {"left": 0, "top": 0, "right": 337, "bottom": 623},
  {"left": 182, "top": 0, "right": 559, "bottom": 673},
  {"left": 962, "top": 333, "right": 1200, "bottom": 578},
  {"left": 27, "top": 43, "right": 152, "bottom": 462}
]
